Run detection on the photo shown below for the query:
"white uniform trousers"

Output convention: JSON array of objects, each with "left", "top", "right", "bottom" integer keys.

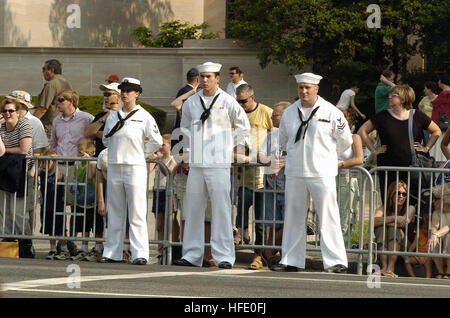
[
  {"left": 280, "top": 176, "right": 348, "bottom": 269},
  {"left": 103, "top": 164, "right": 149, "bottom": 261},
  {"left": 182, "top": 167, "right": 235, "bottom": 266}
]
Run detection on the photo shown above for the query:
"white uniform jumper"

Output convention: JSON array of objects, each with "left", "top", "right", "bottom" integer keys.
[
  {"left": 102, "top": 105, "right": 162, "bottom": 262},
  {"left": 278, "top": 96, "right": 353, "bottom": 269},
  {"left": 180, "top": 88, "right": 250, "bottom": 266}
]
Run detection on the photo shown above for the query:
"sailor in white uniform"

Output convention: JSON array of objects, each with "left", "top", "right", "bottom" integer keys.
[
  {"left": 271, "top": 73, "right": 353, "bottom": 273},
  {"left": 173, "top": 62, "right": 250, "bottom": 268},
  {"left": 99, "top": 77, "right": 163, "bottom": 265}
]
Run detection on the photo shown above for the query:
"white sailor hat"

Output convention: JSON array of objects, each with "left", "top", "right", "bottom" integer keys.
[
  {"left": 118, "top": 77, "right": 142, "bottom": 92},
  {"left": 196, "top": 62, "right": 222, "bottom": 73},
  {"left": 294, "top": 73, "right": 323, "bottom": 84}
]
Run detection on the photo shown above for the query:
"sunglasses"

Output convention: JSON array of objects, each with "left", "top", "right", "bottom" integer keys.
[
  {"left": 237, "top": 98, "right": 249, "bottom": 104},
  {"left": 57, "top": 97, "right": 68, "bottom": 103},
  {"left": 389, "top": 93, "right": 400, "bottom": 98},
  {"left": 229, "top": 72, "right": 237, "bottom": 75},
  {"left": 109, "top": 102, "right": 119, "bottom": 105},
  {"left": 104, "top": 92, "right": 119, "bottom": 97},
  {"left": 1, "top": 109, "right": 16, "bottom": 114},
  {"left": 397, "top": 191, "right": 407, "bottom": 197}
]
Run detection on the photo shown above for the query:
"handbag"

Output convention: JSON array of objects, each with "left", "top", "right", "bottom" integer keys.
[
  {"left": 408, "top": 110, "right": 435, "bottom": 191},
  {"left": 0, "top": 241, "right": 19, "bottom": 258},
  {"left": 438, "top": 112, "right": 450, "bottom": 132}
]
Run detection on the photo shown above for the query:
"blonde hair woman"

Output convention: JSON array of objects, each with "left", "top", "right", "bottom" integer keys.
[
  {"left": 358, "top": 84, "right": 441, "bottom": 201},
  {"left": 374, "top": 180, "right": 416, "bottom": 277}
]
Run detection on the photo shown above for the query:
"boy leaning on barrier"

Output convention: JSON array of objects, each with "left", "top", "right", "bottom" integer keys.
[
  {"left": 69, "top": 139, "right": 102, "bottom": 261},
  {"left": 257, "top": 101, "right": 290, "bottom": 267},
  {"left": 149, "top": 133, "right": 179, "bottom": 263},
  {"left": 29, "top": 149, "right": 65, "bottom": 260}
]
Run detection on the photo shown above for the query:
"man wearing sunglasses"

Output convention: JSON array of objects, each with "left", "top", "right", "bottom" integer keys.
[
  {"left": 234, "top": 83, "right": 273, "bottom": 270},
  {"left": 226, "top": 66, "right": 247, "bottom": 99},
  {"left": 35, "top": 59, "right": 73, "bottom": 138}
]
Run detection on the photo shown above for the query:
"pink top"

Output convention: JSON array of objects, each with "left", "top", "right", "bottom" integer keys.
[
  {"left": 50, "top": 108, "right": 94, "bottom": 157},
  {"left": 431, "top": 90, "right": 450, "bottom": 124}
]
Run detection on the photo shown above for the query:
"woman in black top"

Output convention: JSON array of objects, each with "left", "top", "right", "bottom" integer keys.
[{"left": 358, "top": 84, "right": 441, "bottom": 201}]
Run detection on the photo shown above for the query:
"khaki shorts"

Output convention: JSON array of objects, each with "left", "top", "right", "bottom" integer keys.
[{"left": 175, "top": 173, "right": 212, "bottom": 222}]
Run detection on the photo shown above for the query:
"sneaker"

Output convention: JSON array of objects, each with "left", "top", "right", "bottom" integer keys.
[
  {"left": 54, "top": 250, "right": 71, "bottom": 260},
  {"left": 46, "top": 250, "right": 58, "bottom": 260},
  {"left": 83, "top": 249, "right": 103, "bottom": 262},
  {"left": 122, "top": 250, "right": 132, "bottom": 263},
  {"left": 71, "top": 250, "right": 87, "bottom": 261},
  {"left": 67, "top": 241, "right": 78, "bottom": 255}
]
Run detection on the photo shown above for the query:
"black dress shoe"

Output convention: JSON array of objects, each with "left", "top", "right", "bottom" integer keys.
[
  {"left": 270, "top": 264, "right": 298, "bottom": 272},
  {"left": 97, "top": 257, "right": 123, "bottom": 263},
  {"left": 173, "top": 258, "right": 196, "bottom": 267},
  {"left": 326, "top": 264, "right": 348, "bottom": 273},
  {"left": 132, "top": 258, "right": 147, "bottom": 265},
  {"left": 218, "top": 261, "right": 233, "bottom": 269}
]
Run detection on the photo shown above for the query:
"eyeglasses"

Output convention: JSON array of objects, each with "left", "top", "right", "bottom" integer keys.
[
  {"left": 389, "top": 93, "right": 400, "bottom": 98},
  {"left": 237, "top": 98, "right": 249, "bottom": 104},
  {"left": 57, "top": 97, "right": 68, "bottom": 103},
  {"left": 1, "top": 109, "right": 16, "bottom": 114},
  {"left": 397, "top": 191, "right": 407, "bottom": 197},
  {"left": 104, "top": 92, "right": 119, "bottom": 97}
]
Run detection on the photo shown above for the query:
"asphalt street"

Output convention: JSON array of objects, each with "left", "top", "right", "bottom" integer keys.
[{"left": 1, "top": 256, "right": 449, "bottom": 300}]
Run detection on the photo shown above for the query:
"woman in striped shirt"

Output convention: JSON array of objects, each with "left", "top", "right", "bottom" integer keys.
[{"left": 0, "top": 98, "right": 33, "bottom": 237}]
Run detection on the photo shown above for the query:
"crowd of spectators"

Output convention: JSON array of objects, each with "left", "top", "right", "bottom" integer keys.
[{"left": 0, "top": 59, "right": 449, "bottom": 278}]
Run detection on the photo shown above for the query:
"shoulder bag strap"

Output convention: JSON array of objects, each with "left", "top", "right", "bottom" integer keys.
[{"left": 408, "top": 109, "right": 416, "bottom": 165}]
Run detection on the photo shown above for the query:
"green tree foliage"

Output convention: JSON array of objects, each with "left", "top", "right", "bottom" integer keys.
[
  {"left": 227, "top": 0, "right": 450, "bottom": 112},
  {"left": 131, "top": 20, "right": 220, "bottom": 48}
]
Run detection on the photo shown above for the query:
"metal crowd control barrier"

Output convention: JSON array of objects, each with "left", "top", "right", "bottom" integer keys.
[
  {"left": 0, "top": 156, "right": 172, "bottom": 261},
  {"left": 369, "top": 166, "right": 450, "bottom": 266},
  {"left": 3, "top": 155, "right": 449, "bottom": 276},
  {"left": 167, "top": 162, "right": 375, "bottom": 274}
]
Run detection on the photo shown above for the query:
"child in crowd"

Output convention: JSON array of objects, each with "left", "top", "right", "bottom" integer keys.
[
  {"left": 96, "top": 148, "right": 132, "bottom": 262},
  {"left": 150, "top": 133, "right": 179, "bottom": 262},
  {"left": 70, "top": 139, "right": 103, "bottom": 260},
  {"left": 404, "top": 214, "right": 433, "bottom": 278},
  {"left": 30, "top": 149, "right": 66, "bottom": 260}
]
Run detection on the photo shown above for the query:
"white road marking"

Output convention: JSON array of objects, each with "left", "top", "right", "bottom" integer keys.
[{"left": 2, "top": 268, "right": 449, "bottom": 297}]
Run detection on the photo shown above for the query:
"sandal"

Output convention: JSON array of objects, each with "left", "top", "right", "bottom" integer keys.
[
  {"left": 381, "top": 271, "right": 398, "bottom": 278},
  {"left": 248, "top": 258, "right": 264, "bottom": 270}
]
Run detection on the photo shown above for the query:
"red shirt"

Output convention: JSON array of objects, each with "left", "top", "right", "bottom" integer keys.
[{"left": 431, "top": 90, "right": 450, "bottom": 124}]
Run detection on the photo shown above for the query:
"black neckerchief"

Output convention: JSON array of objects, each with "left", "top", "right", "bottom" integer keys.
[
  {"left": 295, "top": 106, "right": 320, "bottom": 142},
  {"left": 104, "top": 108, "right": 139, "bottom": 138},
  {"left": 199, "top": 93, "right": 221, "bottom": 123}
]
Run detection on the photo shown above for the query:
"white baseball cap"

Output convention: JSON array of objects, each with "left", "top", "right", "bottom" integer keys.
[{"left": 99, "top": 82, "right": 121, "bottom": 94}]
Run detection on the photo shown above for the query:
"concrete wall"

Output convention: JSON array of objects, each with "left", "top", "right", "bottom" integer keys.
[
  {"left": 0, "top": 0, "right": 226, "bottom": 48},
  {"left": 0, "top": 40, "right": 301, "bottom": 132}
]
